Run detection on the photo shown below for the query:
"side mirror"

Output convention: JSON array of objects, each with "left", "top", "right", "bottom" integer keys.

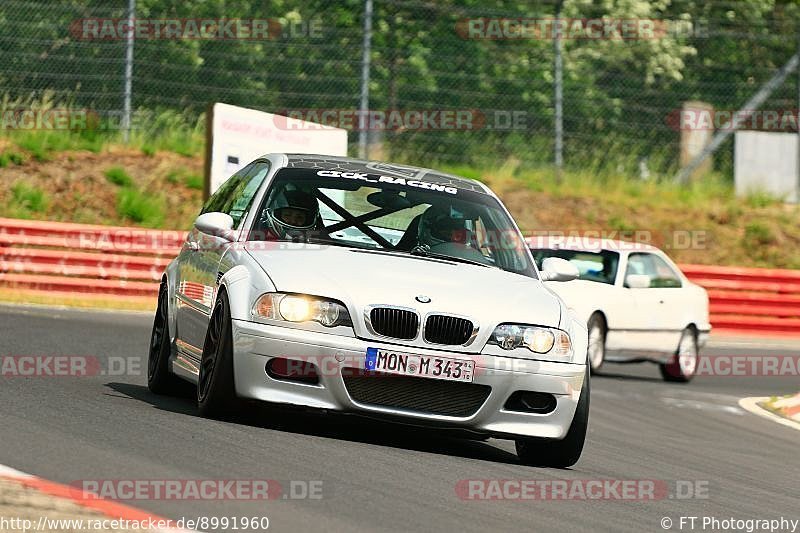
[
  {"left": 194, "top": 212, "right": 234, "bottom": 239},
  {"left": 541, "top": 257, "right": 580, "bottom": 282},
  {"left": 625, "top": 274, "right": 652, "bottom": 289}
]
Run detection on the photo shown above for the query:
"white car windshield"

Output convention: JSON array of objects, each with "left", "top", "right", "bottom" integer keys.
[
  {"left": 251, "top": 167, "right": 537, "bottom": 278},
  {"left": 532, "top": 248, "right": 620, "bottom": 285}
]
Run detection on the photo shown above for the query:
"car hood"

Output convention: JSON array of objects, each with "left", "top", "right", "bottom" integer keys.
[{"left": 247, "top": 244, "right": 562, "bottom": 348}]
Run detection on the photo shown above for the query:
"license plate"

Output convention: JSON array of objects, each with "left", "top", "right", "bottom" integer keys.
[{"left": 365, "top": 348, "right": 474, "bottom": 383}]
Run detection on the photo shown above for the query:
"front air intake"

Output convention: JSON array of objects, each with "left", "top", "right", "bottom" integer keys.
[{"left": 343, "top": 370, "right": 491, "bottom": 417}]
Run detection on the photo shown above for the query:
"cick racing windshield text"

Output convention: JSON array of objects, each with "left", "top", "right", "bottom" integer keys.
[{"left": 316, "top": 170, "right": 458, "bottom": 195}]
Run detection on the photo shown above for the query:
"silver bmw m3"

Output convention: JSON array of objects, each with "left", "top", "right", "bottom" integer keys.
[{"left": 148, "top": 153, "right": 590, "bottom": 467}]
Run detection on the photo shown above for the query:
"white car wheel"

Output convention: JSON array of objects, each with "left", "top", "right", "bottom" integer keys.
[
  {"left": 660, "top": 328, "right": 698, "bottom": 383},
  {"left": 587, "top": 315, "right": 606, "bottom": 373}
]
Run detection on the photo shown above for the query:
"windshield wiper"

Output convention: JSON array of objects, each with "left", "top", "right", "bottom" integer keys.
[
  {"left": 407, "top": 245, "right": 497, "bottom": 269},
  {"left": 305, "top": 235, "right": 389, "bottom": 251}
]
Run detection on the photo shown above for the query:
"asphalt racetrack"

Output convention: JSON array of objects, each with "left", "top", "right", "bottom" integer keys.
[{"left": 1, "top": 304, "right": 798, "bottom": 532}]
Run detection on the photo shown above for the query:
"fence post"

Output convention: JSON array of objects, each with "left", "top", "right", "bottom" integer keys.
[
  {"left": 553, "top": 0, "right": 564, "bottom": 182},
  {"left": 358, "top": 0, "right": 373, "bottom": 160},
  {"left": 797, "top": 31, "right": 800, "bottom": 198},
  {"left": 122, "top": 0, "right": 136, "bottom": 143}
]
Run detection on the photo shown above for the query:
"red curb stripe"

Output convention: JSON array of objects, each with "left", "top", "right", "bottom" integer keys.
[{"left": 783, "top": 403, "right": 800, "bottom": 417}]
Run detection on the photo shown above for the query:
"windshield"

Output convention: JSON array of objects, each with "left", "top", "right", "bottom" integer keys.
[
  {"left": 531, "top": 248, "right": 620, "bottom": 285},
  {"left": 250, "top": 167, "right": 536, "bottom": 277}
]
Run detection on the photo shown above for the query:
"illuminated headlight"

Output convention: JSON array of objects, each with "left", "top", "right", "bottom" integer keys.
[
  {"left": 488, "top": 324, "right": 572, "bottom": 357},
  {"left": 253, "top": 293, "right": 352, "bottom": 328}
]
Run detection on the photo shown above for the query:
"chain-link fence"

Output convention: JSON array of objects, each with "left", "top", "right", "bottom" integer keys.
[{"left": 1, "top": 0, "right": 799, "bottom": 178}]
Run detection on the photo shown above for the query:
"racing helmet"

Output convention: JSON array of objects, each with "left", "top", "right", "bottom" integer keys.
[
  {"left": 417, "top": 205, "right": 473, "bottom": 249},
  {"left": 264, "top": 189, "right": 320, "bottom": 240}
]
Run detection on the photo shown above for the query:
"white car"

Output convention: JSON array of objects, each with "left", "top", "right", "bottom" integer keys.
[
  {"left": 148, "top": 154, "right": 590, "bottom": 467},
  {"left": 529, "top": 238, "right": 710, "bottom": 382}
]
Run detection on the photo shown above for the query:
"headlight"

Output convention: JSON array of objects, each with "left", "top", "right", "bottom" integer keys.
[
  {"left": 253, "top": 293, "right": 352, "bottom": 327},
  {"left": 488, "top": 324, "right": 572, "bottom": 357}
]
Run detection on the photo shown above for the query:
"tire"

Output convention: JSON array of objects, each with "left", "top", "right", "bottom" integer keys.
[
  {"left": 587, "top": 314, "right": 606, "bottom": 374},
  {"left": 197, "top": 290, "right": 239, "bottom": 418},
  {"left": 515, "top": 367, "right": 590, "bottom": 469},
  {"left": 659, "top": 327, "right": 699, "bottom": 383},
  {"left": 147, "top": 282, "right": 181, "bottom": 394}
]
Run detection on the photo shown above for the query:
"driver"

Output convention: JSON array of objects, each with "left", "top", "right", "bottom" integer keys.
[
  {"left": 415, "top": 205, "right": 490, "bottom": 264},
  {"left": 263, "top": 189, "right": 320, "bottom": 240},
  {"left": 417, "top": 205, "right": 471, "bottom": 249}
]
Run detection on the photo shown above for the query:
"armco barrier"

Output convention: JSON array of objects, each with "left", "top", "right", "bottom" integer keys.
[
  {"left": 1, "top": 217, "right": 799, "bottom": 336},
  {"left": 679, "top": 264, "right": 800, "bottom": 336},
  {"left": 0, "top": 217, "right": 183, "bottom": 305}
]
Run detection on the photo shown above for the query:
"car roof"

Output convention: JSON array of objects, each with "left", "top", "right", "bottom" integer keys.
[
  {"left": 526, "top": 235, "right": 659, "bottom": 254},
  {"left": 265, "top": 153, "right": 492, "bottom": 194}
]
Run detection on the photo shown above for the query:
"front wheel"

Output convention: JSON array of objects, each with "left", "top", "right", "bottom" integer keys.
[
  {"left": 587, "top": 314, "right": 606, "bottom": 374},
  {"left": 515, "top": 368, "right": 590, "bottom": 469},
  {"left": 659, "top": 327, "right": 698, "bottom": 383},
  {"left": 147, "top": 282, "right": 181, "bottom": 394},
  {"left": 197, "top": 290, "right": 240, "bottom": 418}
]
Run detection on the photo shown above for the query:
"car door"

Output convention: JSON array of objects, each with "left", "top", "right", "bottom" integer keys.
[
  {"left": 622, "top": 252, "right": 685, "bottom": 356},
  {"left": 176, "top": 161, "right": 270, "bottom": 354}
]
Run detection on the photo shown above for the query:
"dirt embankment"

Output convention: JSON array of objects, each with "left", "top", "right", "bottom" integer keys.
[{"left": 1, "top": 144, "right": 798, "bottom": 268}]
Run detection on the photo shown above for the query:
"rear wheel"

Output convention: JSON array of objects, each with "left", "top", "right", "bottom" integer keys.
[
  {"left": 587, "top": 314, "right": 606, "bottom": 374},
  {"left": 147, "top": 282, "right": 181, "bottom": 394},
  {"left": 659, "top": 327, "right": 698, "bottom": 383},
  {"left": 515, "top": 368, "right": 590, "bottom": 469},
  {"left": 197, "top": 290, "right": 240, "bottom": 418}
]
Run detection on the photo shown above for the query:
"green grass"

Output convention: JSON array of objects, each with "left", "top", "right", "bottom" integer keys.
[
  {"left": 104, "top": 166, "right": 133, "bottom": 187},
  {"left": 116, "top": 187, "right": 166, "bottom": 226},
  {"left": 507, "top": 165, "right": 736, "bottom": 208},
  {"left": 745, "top": 191, "right": 781, "bottom": 208},
  {"left": 166, "top": 170, "right": 181, "bottom": 184},
  {"left": 9, "top": 182, "right": 48, "bottom": 217},
  {"left": 183, "top": 173, "right": 203, "bottom": 190},
  {"left": 11, "top": 128, "right": 105, "bottom": 161},
  {"left": 0, "top": 151, "right": 25, "bottom": 167},
  {"left": 165, "top": 167, "right": 203, "bottom": 189},
  {"left": 744, "top": 221, "right": 777, "bottom": 246},
  {"left": 1, "top": 96, "right": 205, "bottom": 160},
  {"left": 127, "top": 108, "right": 204, "bottom": 157}
]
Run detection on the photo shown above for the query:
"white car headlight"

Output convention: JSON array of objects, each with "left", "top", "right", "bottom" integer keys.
[
  {"left": 488, "top": 324, "right": 572, "bottom": 357},
  {"left": 253, "top": 293, "right": 352, "bottom": 328}
]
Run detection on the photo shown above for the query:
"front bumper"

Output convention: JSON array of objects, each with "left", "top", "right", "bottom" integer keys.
[{"left": 231, "top": 320, "right": 586, "bottom": 440}]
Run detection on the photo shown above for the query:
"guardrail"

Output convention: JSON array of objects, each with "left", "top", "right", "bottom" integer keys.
[
  {"left": 1, "top": 217, "right": 798, "bottom": 336},
  {"left": 0, "top": 218, "right": 183, "bottom": 306},
  {"left": 679, "top": 264, "right": 800, "bottom": 336}
]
